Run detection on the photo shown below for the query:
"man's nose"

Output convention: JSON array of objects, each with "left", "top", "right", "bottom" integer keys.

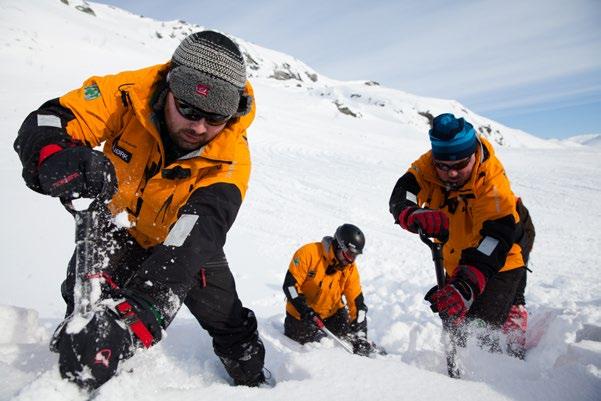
[
  {"left": 448, "top": 169, "right": 459, "bottom": 177},
  {"left": 189, "top": 119, "right": 208, "bottom": 132}
]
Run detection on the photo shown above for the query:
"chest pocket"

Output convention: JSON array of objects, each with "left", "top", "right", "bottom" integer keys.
[
  {"left": 317, "top": 273, "right": 344, "bottom": 312},
  {"left": 301, "top": 272, "right": 322, "bottom": 300},
  {"left": 105, "top": 121, "right": 160, "bottom": 220}
]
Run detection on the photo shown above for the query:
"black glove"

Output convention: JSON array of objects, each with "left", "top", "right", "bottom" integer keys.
[
  {"left": 349, "top": 326, "right": 369, "bottom": 356},
  {"left": 290, "top": 294, "right": 323, "bottom": 328},
  {"left": 38, "top": 147, "right": 117, "bottom": 200},
  {"left": 300, "top": 307, "right": 324, "bottom": 328},
  {"left": 351, "top": 337, "right": 372, "bottom": 356},
  {"left": 350, "top": 311, "right": 367, "bottom": 335},
  {"left": 349, "top": 312, "right": 370, "bottom": 356}
]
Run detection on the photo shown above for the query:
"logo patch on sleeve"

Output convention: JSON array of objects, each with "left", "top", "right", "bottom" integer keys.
[{"left": 84, "top": 84, "right": 101, "bottom": 100}]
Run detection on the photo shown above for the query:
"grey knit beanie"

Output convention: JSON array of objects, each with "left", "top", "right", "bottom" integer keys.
[{"left": 169, "top": 31, "right": 250, "bottom": 117}]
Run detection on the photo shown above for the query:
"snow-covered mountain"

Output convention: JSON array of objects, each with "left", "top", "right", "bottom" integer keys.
[
  {"left": 1, "top": 0, "right": 557, "bottom": 149},
  {"left": 557, "top": 134, "right": 601, "bottom": 147},
  {"left": 1, "top": 1, "right": 599, "bottom": 401}
]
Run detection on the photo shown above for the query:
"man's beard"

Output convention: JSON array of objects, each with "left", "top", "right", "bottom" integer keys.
[
  {"left": 445, "top": 181, "right": 462, "bottom": 190},
  {"left": 443, "top": 177, "right": 469, "bottom": 190},
  {"left": 172, "top": 128, "right": 205, "bottom": 150}
]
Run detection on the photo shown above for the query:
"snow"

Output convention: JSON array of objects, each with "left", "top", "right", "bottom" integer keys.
[
  {"left": 556, "top": 134, "right": 601, "bottom": 148},
  {"left": 0, "top": 1, "right": 600, "bottom": 400}
]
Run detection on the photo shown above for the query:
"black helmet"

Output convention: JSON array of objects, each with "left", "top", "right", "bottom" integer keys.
[{"left": 334, "top": 224, "right": 365, "bottom": 256}]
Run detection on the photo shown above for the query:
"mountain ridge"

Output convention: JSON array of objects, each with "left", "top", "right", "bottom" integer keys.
[{"left": 0, "top": 0, "right": 559, "bottom": 149}]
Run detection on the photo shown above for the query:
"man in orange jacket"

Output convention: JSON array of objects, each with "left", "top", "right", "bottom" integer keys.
[
  {"left": 389, "top": 113, "right": 533, "bottom": 357},
  {"left": 283, "top": 224, "right": 377, "bottom": 356},
  {"left": 14, "top": 31, "right": 265, "bottom": 388}
]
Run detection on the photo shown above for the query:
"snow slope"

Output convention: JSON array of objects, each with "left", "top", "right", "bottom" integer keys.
[
  {"left": 557, "top": 134, "right": 601, "bottom": 148},
  {"left": 1, "top": 1, "right": 600, "bottom": 400}
]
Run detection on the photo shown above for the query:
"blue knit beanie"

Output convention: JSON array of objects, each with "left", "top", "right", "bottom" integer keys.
[{"left": 429, "top": 113, "right": 477, "bottom": 161}]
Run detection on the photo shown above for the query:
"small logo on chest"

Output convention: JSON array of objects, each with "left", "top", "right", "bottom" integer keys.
[{"left": 112, "top": 141, "right": 132, "bottom": 163}]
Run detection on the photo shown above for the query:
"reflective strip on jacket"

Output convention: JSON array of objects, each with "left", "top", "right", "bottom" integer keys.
[{"left": 285, "top": 238, "right": 363, "bottom": 321}]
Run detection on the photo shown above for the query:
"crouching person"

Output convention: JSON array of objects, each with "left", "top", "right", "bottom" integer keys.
[
  {"left": 283, "top": 224, "right": 379, "bottom": 356},
  {"left": 14, "top": 31, "right": 265, "bottom": 389},
  {"left": 389, "top": 113, "right": 535, "bottom": 359}
]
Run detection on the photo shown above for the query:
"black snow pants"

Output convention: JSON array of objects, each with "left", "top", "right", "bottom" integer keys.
[
  {"left": 466, "top": 267, "right": 527, "bottom": 326},
  {"left": 59, "top": 214, "right": 264, "bottom": 387},
  {"left": 284, "top": 308, "right": 351, "bottom": 344}
]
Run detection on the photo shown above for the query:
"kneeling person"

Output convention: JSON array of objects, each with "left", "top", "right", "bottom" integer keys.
[{"left": 283, "top": 224, "right": 374, "bottom": 356}]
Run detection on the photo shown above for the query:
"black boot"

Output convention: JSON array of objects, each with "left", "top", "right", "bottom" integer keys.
[{"left": 218, "top": 338, "right": 266, "bottom": 386}]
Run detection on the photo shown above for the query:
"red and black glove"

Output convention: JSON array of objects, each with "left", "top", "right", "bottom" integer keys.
[
  {"left": 425, "top": 265, "right": 486, "bottom": 326},
  {"left": 300, "top": 307, "right": 324, "bottom": 329},
  {"left": 398, "top": 207, "right": 449, "bottom": 239},
  {"left": 38, "top": 145, "right": 117, "bottom": 200}
]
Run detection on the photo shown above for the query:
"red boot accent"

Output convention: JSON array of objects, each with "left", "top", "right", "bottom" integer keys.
[{"left": 503, "top": 305, "right": 528, "bottom": 354}]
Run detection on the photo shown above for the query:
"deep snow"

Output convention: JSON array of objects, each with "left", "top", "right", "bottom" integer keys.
[{"left": 0, "top": 1, "right": 600, "bottom": 400}]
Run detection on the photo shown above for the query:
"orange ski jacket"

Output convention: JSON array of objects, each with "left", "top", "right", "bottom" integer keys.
[
  {"left": 16, "top": 63, "right": 255, "bottom": 248},
  {"left": 285, "top": 237, "right": 364, "bottom": 321},
  {"left": 390, "top": 136, "right": 525, "bottom": 278}
]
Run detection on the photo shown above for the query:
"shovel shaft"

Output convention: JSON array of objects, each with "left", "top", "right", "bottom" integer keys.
[
  {"left": 320, "top": 325, "right": 355, "bottom": 354},
  {"left": 73, "top": 209, "right": 95, "bottom": 316},
  {"left": 418, "top": 228, "right": 461, "bottom": 378}
]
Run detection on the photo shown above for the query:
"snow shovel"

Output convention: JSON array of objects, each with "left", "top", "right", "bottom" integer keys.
[
  {"left": 50, "top": 197, "right": 105, "bottom": 351},
  {"left": 312, "top": 316, "right": 355, "bottom": 354},
  {"left": 62, "top": 197, "right": 99, "bottom": 319},
  {"left": 418, "top": 228, "right": 461, "bottom": 378}
]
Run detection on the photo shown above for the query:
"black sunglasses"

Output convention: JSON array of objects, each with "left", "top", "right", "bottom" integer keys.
[
  {"left": 433, "top": 156, "right": 472, "bottom": 172},
  {"left": 173, "top": 96, "right": 231, "bottom": 126}
]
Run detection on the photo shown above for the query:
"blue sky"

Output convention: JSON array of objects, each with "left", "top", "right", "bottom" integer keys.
[{"left": 100, "top": 0, "right": 601, "bottom": 139}]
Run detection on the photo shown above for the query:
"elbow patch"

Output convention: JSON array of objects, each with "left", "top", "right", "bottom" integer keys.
[
  {"left": 477, "top": 236, "right": 500, "bottom": 256},
  {"left": 283, "top": 271, "right": 312, "bottom": 316},
  {"left": 283, "top": 271, "right": 300, "bottom": 300},
  {"left": 163, "top": 214, "right": 199, "bottom": 247},
  {"left": 461, "top": 214, "right": 516, "bottom": 277},
  {"left": 37, "top": 114, "right": 62, "bottom": 128},
  {"left": 405, "top": 191, "right": 417, "bottom": 204},
  {"left": 287, "top": 285, "right": 298, "bottom": 299}
]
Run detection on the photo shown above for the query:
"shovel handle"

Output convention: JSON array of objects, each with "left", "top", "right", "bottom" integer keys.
[
  {"left": 417, "top": 229, "right": 447, "bottom": 290},
  {"left": 417, "top": 229, "right": 460, "bottom": 378},
  {"left": 320, "top": 325, "right": 355, "bottom": 354}
]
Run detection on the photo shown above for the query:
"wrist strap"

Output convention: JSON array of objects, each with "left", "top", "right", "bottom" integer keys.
[{"left": 116, "top": 301, "right": 155, "bottom": 348}]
